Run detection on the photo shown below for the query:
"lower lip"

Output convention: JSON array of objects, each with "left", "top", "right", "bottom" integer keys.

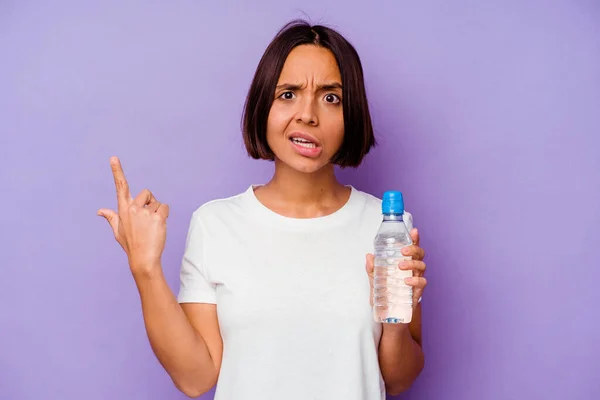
[{"left": 290, "top": 140, "right": 322, "bottom": 158}]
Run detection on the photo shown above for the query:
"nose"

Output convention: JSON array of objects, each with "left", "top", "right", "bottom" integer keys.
[{"left": 296, "top": 97, "right": 318, "bottom": 126}]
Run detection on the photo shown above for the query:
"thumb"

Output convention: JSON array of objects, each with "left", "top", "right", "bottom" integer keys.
[
  {"left": 97, "top": 208, "right": 119, "bottom": 235},
  {"left": 366, "top": 254, "right": 375, "bottom": 307},
  {"left": 365, "top": 253, "right": 374, "bottom": 277},
  {"left": 410, "top": 228, "right": 419, "bottom": 246}
]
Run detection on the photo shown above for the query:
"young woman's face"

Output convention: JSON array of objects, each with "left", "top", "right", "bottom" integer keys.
[{"left": 266, "top": 44, "right": 345, "bottom": 174}]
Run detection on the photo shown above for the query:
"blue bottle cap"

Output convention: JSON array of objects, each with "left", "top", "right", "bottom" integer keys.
[{"left": 382, "top": 190, "right": 404, "bottom": 214}]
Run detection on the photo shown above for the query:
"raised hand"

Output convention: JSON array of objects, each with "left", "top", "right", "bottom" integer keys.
[{"left": 97, "top": 157, "right": 169, "bottom": 276}]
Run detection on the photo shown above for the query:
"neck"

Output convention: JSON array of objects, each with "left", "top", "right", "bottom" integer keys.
[
  {"left": 254, "top": 159, "right": 350, "bottom": 218},
  {"left": 266, "top": 159, "right": 345, "bottom": 203}
]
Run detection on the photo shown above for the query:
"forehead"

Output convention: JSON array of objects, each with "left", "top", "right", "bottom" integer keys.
[{"left": 278, "top": 45, "right": 341, "bottom": 83}]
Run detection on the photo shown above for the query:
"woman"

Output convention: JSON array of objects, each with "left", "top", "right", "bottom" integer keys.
[{"left": 98, "top": 20, "right": 427, "bottom": 399}]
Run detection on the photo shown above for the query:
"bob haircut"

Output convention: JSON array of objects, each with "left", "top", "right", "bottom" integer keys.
[{"left": 241, "top": 19, "right": 376, "bottom": 168}]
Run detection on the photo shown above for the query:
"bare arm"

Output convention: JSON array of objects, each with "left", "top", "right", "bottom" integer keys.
[
  {"left": 97, "top": 157, "right": 223, "bottom": 398},
  {"left": 376, "top": 228, "right": 428, "bottom": 395},
  {"left": 134, "top": 268, "right": 223, "bottom": 397},
  {"left": 378, "top": 303, "right": 425, "bottom": 395}
]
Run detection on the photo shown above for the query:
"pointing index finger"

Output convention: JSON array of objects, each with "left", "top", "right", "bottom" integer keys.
[{"left": 110, "top": 156, "right": 131, "bottom": 204}]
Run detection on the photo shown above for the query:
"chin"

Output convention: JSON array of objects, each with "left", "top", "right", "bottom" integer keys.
[{"left": 278, "top": 154, "right": 331, "bottom": 174}]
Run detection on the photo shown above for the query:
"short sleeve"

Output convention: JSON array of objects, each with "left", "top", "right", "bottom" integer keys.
[{"left": 177, "top": 211, "right": 217, "bottom": 304}]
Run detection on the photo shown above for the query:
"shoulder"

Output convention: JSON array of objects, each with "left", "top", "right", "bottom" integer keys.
[
  {"left": 351, "top": 186, "right": 414, "bottom": 228},
  {"left": 189, "top": 187, "right": 249, "bottom": 226},
  {"left": 350, "top": 186, "right": 382, "bottom": 218},
  {"left": 354, "top": 187, "right": 382, "bottom": 209}
]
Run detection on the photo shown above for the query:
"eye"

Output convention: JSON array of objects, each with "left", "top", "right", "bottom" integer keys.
[
  {"left": 279, "top": 91, "right": 295, "bottom": 100},
  {"left": 324, "top": 93, "right": 341, "bottom": 104}
]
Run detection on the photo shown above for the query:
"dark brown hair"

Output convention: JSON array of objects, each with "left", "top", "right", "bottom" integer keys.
[{"left": 242, "top": 19, "right": 376, "bottom": 168}]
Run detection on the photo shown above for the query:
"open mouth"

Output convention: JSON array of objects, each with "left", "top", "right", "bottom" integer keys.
[
  {"left": 289, "top": 137, "right": 318, "bottom": 148},
  {"left": 288, "top": 133, "right": 322, "bottom": 158}
]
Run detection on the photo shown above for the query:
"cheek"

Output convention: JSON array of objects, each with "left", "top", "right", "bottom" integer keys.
[
  {"left": 323, "top": 114, "right": 345, "bottom": 148},
  {"left": 266, "top": 105, "right": 290, "bottom": 141}
]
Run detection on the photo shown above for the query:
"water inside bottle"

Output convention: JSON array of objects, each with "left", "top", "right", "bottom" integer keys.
[{"left": 373, "top": 239, "right": 413, "bottom": 324}]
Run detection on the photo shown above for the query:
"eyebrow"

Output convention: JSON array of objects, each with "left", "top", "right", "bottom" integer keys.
[{"left": 276, "top": 82, "right": 343, "bottom": 91}]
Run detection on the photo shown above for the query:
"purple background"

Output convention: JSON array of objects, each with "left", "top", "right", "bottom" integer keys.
[{"left": 1, "top": 1, "right": 599, "bottom": 399}]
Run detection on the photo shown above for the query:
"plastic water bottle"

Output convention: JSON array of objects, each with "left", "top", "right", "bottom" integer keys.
[{"left": 373, "top": 191, "right": 413, "bottom": 324}]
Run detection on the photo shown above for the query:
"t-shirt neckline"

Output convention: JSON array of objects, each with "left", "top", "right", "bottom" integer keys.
[{"left": 242, "top": 184, "right": 364, "bottom": 230}]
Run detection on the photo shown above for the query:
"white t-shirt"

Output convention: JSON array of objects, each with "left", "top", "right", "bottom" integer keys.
[{"left": 177, "top": 185, "right": 413, "bottom": 400}]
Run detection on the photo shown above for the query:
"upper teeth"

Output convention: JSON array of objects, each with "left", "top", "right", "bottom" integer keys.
[{"left": 291, "top": 137, "right": 316, "bottom": 148}]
